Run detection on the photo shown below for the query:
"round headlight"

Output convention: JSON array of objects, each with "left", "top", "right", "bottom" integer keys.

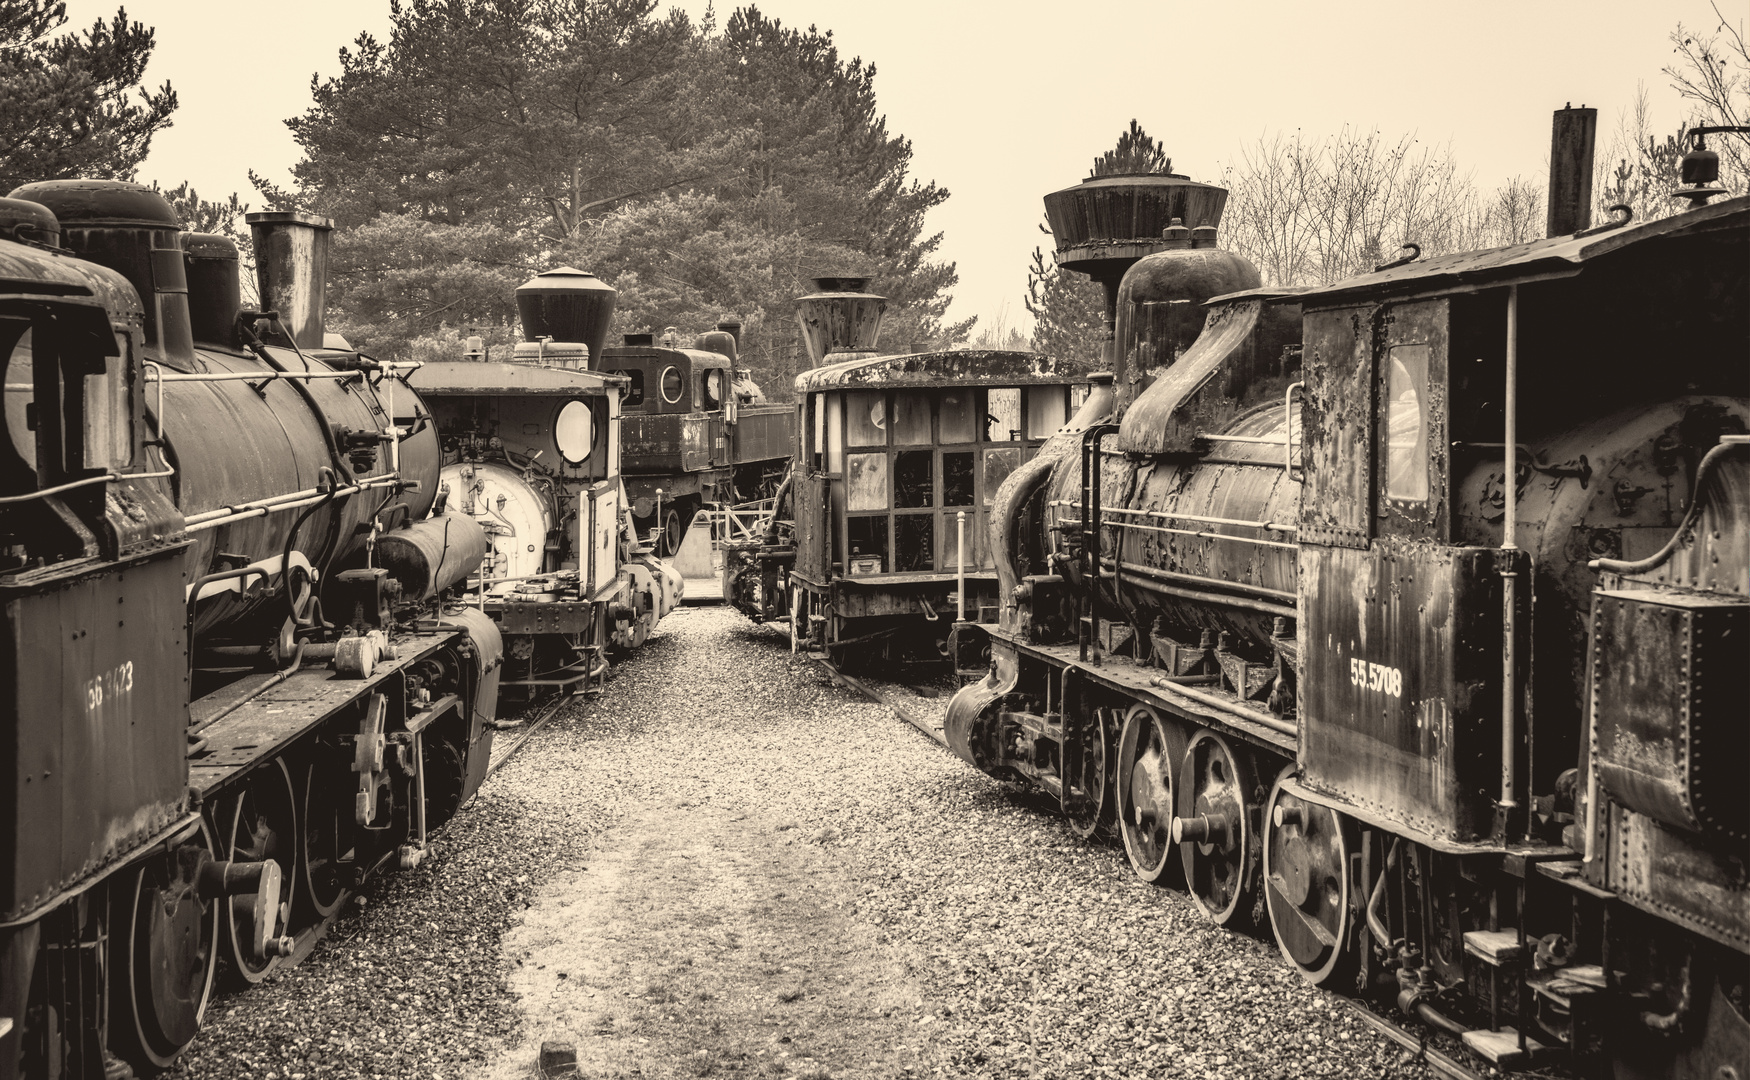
[
  {"left": 555, "top": 400, "right": 593, "bottom": 464},
  {"left": 661, "top": 366, "right": 683, "bottom": 403}
]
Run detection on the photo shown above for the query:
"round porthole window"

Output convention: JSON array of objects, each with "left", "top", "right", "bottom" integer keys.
[
  {"left": 555, "top": 400, "right": 593, "bottom": 464},
  {"left": 661, "top": 366, "right": 683, "bottom": 403}
]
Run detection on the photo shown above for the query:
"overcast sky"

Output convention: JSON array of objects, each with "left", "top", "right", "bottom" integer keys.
[{"left": 63, "top": 0, "right": 1733, "bottom": 337}]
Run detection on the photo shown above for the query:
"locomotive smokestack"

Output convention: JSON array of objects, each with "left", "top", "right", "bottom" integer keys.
[
  {"left": 1546, "top": 104, "right": 1597, "bottom": 237},
  {"left": 795, "top": 277, "right": 886, "bottom": 367},
  {"left": 11, "top": 180, "right": 195, "bottom": 366},
  {"left": 1041, "top": 170, "right": 1229, "bottom": 371},
  {"left": 247, "top": 211, "right": 333, "bottom": 350},
  {"left": 515, "top": 266, "right": 617, "bottom": 369}
]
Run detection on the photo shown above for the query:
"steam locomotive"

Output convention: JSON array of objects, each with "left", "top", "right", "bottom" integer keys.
[
  {"left": 0, "top": 180, "right": 507, "bottom": 1077},
  {"left": 410, "top": 268, "right": 681, "bottom": 700},
  {"left": 601, "top": 317, "right": 795, "bottom": 556},
  {"left": 721, "top": 277, "right": 1090, "bottom": 669},
  {"left": 944, "top": 123, "right": 1748, "bottom": 1078}
]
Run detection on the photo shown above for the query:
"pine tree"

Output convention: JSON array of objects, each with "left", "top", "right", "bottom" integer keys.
[
  {"left": 0, "top": 0, "right": 177, "bottom": 188},
  {"left": 266, "top": 0, "right": 970, "bottom": 391},
  {"left": 1090, "top": 119, "right": 1173, "bottom": 177}
]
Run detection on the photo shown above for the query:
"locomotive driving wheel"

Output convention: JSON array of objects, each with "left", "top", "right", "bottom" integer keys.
[
  {"left": 1175, "top": 731, "right": 1258, "bottom": 927},
  {"left": 1263, "top": 770, "right": 1356, "bottom": 986},
  {"left": 110, "top": 823, "right": 219, "bottom": 1070},
  {"left": 223, "top": 758, "right": 297, "bottom": 984},
  {"left": 1062, "top": 707, "right": 1114, "bottom": 840},
  {"left": 299, "top": 759, "right": 354, "bottom": 919},
  {"left": 421, "top": 729, "right": 469, "bottom": 834},
  {"left": 1114, "top": 705, "right": 1189, "bottom": 883}
]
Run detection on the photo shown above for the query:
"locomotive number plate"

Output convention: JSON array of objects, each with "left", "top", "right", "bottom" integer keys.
[
  {"left": 1348, "top": 657, "right": 1402, "bottom": 698},
  {"left": 87, "top": 659, "right": 135, "bottom": 713}
]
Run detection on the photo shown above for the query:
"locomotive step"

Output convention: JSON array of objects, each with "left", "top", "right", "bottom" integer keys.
[
  {"left": 1462, "top": 928, "right": 1529, "bottom": 966},
  {"left": 1459, "top": 1026, "right": 1552, "bottom": 1069}
]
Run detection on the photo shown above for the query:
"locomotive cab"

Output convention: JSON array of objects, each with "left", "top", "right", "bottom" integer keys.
[{"left": 1292, "top": 196, "right": 1750, "bottom": 851}]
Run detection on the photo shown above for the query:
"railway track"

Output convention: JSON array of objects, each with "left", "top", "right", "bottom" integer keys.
[{"left": 817, "top": 658, "right": 1490, "bottom": 1080}]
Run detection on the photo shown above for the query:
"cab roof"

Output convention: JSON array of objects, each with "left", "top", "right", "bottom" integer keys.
[
  {"left": 794, "top": 348, "right": 1082, "bottom": 393},
  {"left": 409, "top": 360, "right": 626, "bottom": 397},
  {"left": 1292, "top": 196, "right": 1748, "bottom": 307}
]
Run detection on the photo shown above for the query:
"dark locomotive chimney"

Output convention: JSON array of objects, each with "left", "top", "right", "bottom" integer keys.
[
  {"left": 184, "top": 233, "right": 243, "bottom": 348},
  {"left": 515, "top": 266, "right": 617, "bottom": 369},
  {"left": 247, "top": 210, "right": 333, "bottom": 350},
  {"left": 11, "top": 180, "right": 196, "bottom": 366},
  {"left": 716, "top": 315, "right": 743, "bottom": 346},
  {"left": 795, "top": 277, "right": 886, "bottom": 367},
  {"left": 1546, "top": 104, "right": 1597, "bottom": 237}
]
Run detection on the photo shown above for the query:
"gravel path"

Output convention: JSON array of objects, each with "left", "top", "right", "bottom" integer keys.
[{"left": 169, "top": 606, "right": 1434, "bottom": 1080}]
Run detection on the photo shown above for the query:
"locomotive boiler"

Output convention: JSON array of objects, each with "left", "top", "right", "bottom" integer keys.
[
  {"left": 0, "top": 180, "right": 502, "bottom": 1078},
  {"left": 411, "top": 267, "right": 682, "bottom": 699},
  {"left": 944, "top": 121, "right": 1748, "bottom": 1078}
]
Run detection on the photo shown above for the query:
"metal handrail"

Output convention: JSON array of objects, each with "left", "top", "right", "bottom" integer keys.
[{"left": 1054, "top": 500, "right": 1297, "bottom": 533}]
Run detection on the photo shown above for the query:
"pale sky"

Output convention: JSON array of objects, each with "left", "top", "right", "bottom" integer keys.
[{"left": 62, "top": 0, "right": 1732, "bottom": 337}]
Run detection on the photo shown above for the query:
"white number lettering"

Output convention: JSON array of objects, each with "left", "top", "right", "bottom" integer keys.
[{"left": 1346, "top": 655, "right": 1403, "bottom": 699}]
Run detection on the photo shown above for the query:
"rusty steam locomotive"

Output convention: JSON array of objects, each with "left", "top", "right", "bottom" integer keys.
[
  {"left": 0, "top": 180, "right": 509, "bottom": 1077},
  {"left": 944, "top": 116, "right": 1748, "bottom": 1078},
  {"left": 721, "top": 277, "right": 1091, "bottom": 668}
]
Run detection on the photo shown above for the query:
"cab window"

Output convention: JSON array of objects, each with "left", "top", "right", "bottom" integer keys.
[
  {"left": 1385, "top": 344, "right": 1429, "bottom": 503},
  {"left": 610, "top": 369, "right": 645, "bottom": 407}
]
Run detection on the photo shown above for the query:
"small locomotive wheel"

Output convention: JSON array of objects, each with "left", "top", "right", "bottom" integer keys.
[
  {"left": 1114, "top": 705, "right": 1189, "bottom": 884},
  {"left": 1175, "top": 731, "right": 1258, "bottom": 927},
  {"left": 111, "top": 821, "right": 220, "bottom": 1068},
  {"left": 1263, "top": 771, "right": 1356, "bottom": 986},
  {"left": 1061, "top": 707, "right": 1114, "bottom": 840},
  {"left": 300, "top": 760, "right": 352, "bottom": 918},
  {"left": 661, "top": 506, "right": 683, "bottom": 557},
  {"left": 223, "top": 758, "right": 298, "bottom": 984}
]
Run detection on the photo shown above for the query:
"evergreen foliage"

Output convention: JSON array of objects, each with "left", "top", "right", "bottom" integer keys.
[
  {"left": 257, "top": 1, "right": 970, "bottom": 396},
  {"left": 0, "top": 0, "right": 177, "bottom": 189}
]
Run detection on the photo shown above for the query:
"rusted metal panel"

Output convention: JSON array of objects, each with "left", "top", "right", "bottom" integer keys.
[
  {"left": 495, "top": 601, "right": 600, "bottom": 635},
  {"left": 1589, "top": 589, "right": 1747, "bottom": 838},
  {"left": 795, "top": 350, "right": 1079, "bottom": 393},
  {"left": 2, "top": 548, "right": 190, "bottom": 922},
  {"left": 1606, "top": 803, "right": 1750, "bottom": 952},
  {"left": 620, "top": 413, "right": 688, "bottom": 473},
  {"left": 730, "top": 404, "right": 795, "bottom": 466},
  {"left": 1300, "top": 306, "right": 1373, "bottom": 548},
  {"left": 1299, "top": 541, "right": 1522, "bottom": 845},
  {"left": 1118, "top": 295, "right": 1304, "bottom": 454}
]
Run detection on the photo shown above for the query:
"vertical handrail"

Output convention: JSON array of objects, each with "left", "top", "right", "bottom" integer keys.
[
  {"left": 1284, "top": 380, "right": 1304, "bottom": 476},
  {"left": 956, "top": 510, "right": 966, "bottom": 621},
  {"left": 1500, "top": 284, "right": 1520, "bottom": 820}
]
